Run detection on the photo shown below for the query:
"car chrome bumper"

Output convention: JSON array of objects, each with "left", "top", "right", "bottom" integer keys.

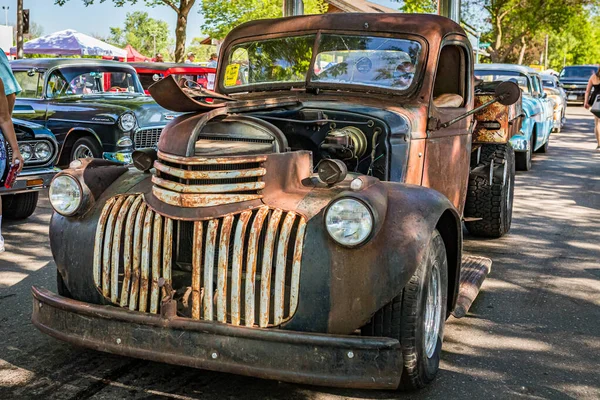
[
  {"left": 31, "top": 286, "right": 402, "bottom": 390},
  {"left": 103, "top": 151, "right": 132, "bottom": 165},
  {"left": 510, "top": 135, "right": 530, "bottom": 152},
  {"left": 0, "top": 167, "right": 58, "bottom": 195}
]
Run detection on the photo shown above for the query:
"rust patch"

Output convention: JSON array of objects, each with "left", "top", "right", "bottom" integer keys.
[
  {"left": 230, "top": 210, "right": 252, "bottom": 326},
  {"left": 157, "top": 151, "right": 267, "bottom": 165},
  {"left": 162, "top": 217, "right": 173, "bottom": 300},
  {"left": 259, "top": 209, "right": 283, "bottom": 328},
  {"left": 102, "top": 196, "right": 126, "bottom": 298},
  {"left": 216, "top": 215, "right": 234, "bottom": 323},
  {"left": 203, "top": 219, "right": 219, "bottom": 321},
  {"left": 191, "top": 221, "right": 203, "bottom": 320},
  {"left": 273, "top": 212, "right": 296, "bottom": 325},
  {"left": 150, "top": 212, "right": 163, "bottom": 314},
  {"left": 153, "top": 186, "right": 262, "bottom": 208},
  {"left": 139, "top": 208, "right": 154, "bottom": 313},
  {"left": 152, "top": 175, "right": 265, "bottom": 194},
  {"left": 129, "top": 203, "right": 147, "bottom": 310},
  {"left": 289, "top": 217, "right": 307, "bottom": 317},
  {"left": 111, "top": 196, "right": 136, "bottom": 303},
  {"left": 93, "top": 197, "right": 117, "bottom": 288},
  {"left": 154, "top": 161, "right": 266, "bottom": 180},
  {"left": 245, "top": 206, "right": 269, "bottom": 327},
  {"left": 121, "top": 196, "right": 143, "bottom": 307}
]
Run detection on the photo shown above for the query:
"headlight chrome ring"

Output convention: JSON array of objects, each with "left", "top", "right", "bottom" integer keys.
[
  {"left": 325, "top": 197, "right": 374, "bottom": 247},
  {"left": 34, "top": 141, "right": 52, "bottom": 162},
  {"left": 49, "top": 174, "right": 83, "bottom": 216},
  {"left": 19, "top": 143, "right": 33, "bottom": 161},
  {"left": 118, "top": 112, "right": 137, "bottom": 132}
]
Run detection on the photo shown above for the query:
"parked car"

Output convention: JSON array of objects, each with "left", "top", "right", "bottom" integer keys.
[
  {"left": 475, "top": 64, "right": 554, "bottom": 171},
  {"left": 10, "top": 59, "right": 178, "bottom": 166},
  {"left": 36, "top": 14, "right": 522, "bottom": 391},
  {"left": 1, "top": 119, "right": 59, "bottom": 219},
  {"left": 559, "top": 64, "right": 599, "bottom": 104},
  {"left": 130, "top": 62, "right": 216, "bottom": 94},
  {"left": 541, "top": 73, "right": 567, "bottom": 132}
]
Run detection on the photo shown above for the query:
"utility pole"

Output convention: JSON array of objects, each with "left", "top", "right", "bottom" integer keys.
[
  {"left": 2, "top": 6, "right": 8, "bottom": 26},
  {"left": 16, "top": 0, "right": 23, "bottom": 59},
  {"left": 475, "top": 31, "right": 481, "bottom": 64},
  {"left": 438, "top": 0, "right": 461, "bottom": 23},
  {"left": 544, "top": 34, "right": 549, "bottom": 70}
]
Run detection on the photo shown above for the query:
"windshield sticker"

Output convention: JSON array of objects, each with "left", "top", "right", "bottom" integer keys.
[{"left": 224, "top": 64, "right": 240, "bottom": 86}]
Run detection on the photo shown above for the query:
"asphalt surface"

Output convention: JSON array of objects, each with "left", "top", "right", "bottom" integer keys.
[{"left": 0, "top": 107, "right": 598, "bottom": 400}]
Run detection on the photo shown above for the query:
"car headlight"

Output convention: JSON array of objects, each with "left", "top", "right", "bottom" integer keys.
[
  {"left": 116, "top": 136, "right": 133, "bottom": 147},
  {"left": 325, "top": 198, "right": 373, "bottom": 246},
  {"left": 19, "top": 143, "right": 32, "bottom": 161},
  {"left": 34, "top": 141, "right": 52, "bottom": 161},
  {"left": 118, "top": 112, "right": 137, "bottom": 132},
  {"left": 49, "top": 175, "right": 82, "bottom": 216}
]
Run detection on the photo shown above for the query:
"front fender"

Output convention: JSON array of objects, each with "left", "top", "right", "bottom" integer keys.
[{"left": 283, "top": 182, "right": 461, "bottom": 334}]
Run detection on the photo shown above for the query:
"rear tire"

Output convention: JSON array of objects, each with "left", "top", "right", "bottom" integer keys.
[
  {"left": 362, "top": 230, "right": 448, "bottom": 391},
  {"left": 3, "top": 192, "right": 39, "bottom": 220},
  {"left": 536, "top": 138, "right": 549, "bottom": 153},
  {"left": 464, "top": 144, "right": 515, "bottom": 238}
]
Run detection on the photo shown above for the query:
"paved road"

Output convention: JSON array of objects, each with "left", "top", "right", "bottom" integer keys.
[{"left": 1, "top": 107, "right": 598, "bottom": 400}]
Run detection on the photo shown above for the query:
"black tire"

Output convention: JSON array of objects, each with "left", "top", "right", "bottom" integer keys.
[
  {"left": 70, "top": 136, "right": 102, "bottom": 162},
  {"left": 3, "top": 192, "right": 39, "bottom": 220},
  {"left": 536, "top": 137, "right": 549, "bottom": 153},
  {"left": 464, "top": 144, "right": 515, "bottom": 238},
  {"left": 514, "top": 143, "right": 532, "bottom": 171},
  {"left": 56, "top": 270, "right": 72, "bottom": 298},
  {"left": 362, "top": 230, "right": 448, "bottom": 391}
]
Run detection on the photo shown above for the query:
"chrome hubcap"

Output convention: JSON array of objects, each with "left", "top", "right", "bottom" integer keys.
[
  {"left": 424, "top": 262, "right": 442, "bottom": 358},
  {"left": 74, "top": 144, "right": 94, "bottom": 159}
]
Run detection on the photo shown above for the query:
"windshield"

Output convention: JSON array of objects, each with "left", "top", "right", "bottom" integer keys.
[
  {"left": 475, "top": 70, "right": 531, "bottom": 94},
  {"left": 541, "top": 78, "right": 556, "bottom": 88},
  {"left": 559, "top": 66, "right": 598, "bottom": 80},
  {"left": 46, "top": 66, "right": 144, "bottom": 97},
  {"left": 221, "top": 33, "right": 423, "bottom": 93}
]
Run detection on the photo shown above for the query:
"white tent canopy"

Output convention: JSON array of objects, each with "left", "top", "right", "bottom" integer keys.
[{"left": 11, "top": 29, "right": 126, "bottom": 58}]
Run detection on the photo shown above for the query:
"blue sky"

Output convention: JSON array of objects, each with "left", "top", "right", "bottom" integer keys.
[{"left": 2, "top": 0, "right": 400, "bottom": 45}]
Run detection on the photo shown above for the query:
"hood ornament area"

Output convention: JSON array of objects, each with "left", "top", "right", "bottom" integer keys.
[{"left": 148, "top": 75, "right": 235, "bottom": 113}]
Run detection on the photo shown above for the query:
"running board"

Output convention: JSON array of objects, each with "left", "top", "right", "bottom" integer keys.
[{"left": 453, "top": 255, "right": 492, "bottom": 318}]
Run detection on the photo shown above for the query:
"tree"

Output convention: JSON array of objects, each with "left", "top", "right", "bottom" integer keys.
[
  {"left": 54, "top": 0, "right": 195, "bottom": 62},
  {"left": 186, "top": 37, "right": 217, "bottom": 62},
  {"left": 200, "top": 0, "right": 327, "bottom": 40},
  {"left": 26, "top": 21, "right": 44, "bottom": 40},
  {"left": 397, "top": 0, "right": 435, "bottom": 13},
  {"left": 108, "top": 11, "right": 171, "bottom": 59}
]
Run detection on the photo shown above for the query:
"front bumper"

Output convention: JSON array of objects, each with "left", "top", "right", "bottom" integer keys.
[
  {"left": 563, "top": 89, "right": 586, "bottom": 103},
  {"left": 103, "top": 151, "right": 132, "bottom": 165},
  {"left": 0, "top": 167, "right": 58, "bottom": 195},
  {"left": 32, "top": 286, "right": 402, "bottom": 389}
]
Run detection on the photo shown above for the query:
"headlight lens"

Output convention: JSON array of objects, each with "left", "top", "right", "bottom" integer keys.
[
  {"left": 34, "top": 142, "right": 52, "bottom": 161},
  {"left": 49, "top": 175, "right": 82, "bottom": 216},
  {"left": 19, "top": 143, "right": 32, "bottom": 161},
  {"left": 118, "top": 112, "right": 136, "bottom": 131},
  {"left": 325, "top": 198, "right": 373, "bottom": 246}
]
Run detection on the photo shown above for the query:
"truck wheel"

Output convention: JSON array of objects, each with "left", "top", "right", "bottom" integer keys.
[
  {"left": 57, "top": 270, "right": 72, "bottom": 298},
  {"left": 535, "top": 138, "right": 549, "bottom": 153},
  {"left": 70, "top": 137, "right": 102, "bottom": 162},
  {"left": 3, "top": 192, "right": 39, "bottom": 220},
  {"left": 362, "top": 230, "right": 448, "bottom": 391},
  {"left": 515, "top": 143, "right": 532, "bottom": 171},
  {"left": 464, "top": 144, "right": 515, "bottom": 238}
]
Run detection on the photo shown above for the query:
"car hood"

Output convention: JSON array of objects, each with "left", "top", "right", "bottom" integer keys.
[{"left": 57, "top": 94, "right": 182, "bottom": 127}]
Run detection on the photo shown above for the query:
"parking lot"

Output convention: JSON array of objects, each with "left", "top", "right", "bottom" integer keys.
[{"left": 0, "top": 106, "right": 598, "bottom": 400}]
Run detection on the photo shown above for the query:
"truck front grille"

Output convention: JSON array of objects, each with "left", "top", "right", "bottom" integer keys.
[
  {"left": 93, "top": 194, "right": 307, "bottom": 328},
  {"left": 134, "top": 128, "right": 162, "bottom": 149}
]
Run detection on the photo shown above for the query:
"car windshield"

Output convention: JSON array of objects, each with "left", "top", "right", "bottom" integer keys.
[
  {"left": 221, "top": 34, "right": 423, "bottom": 93},
  {"left": 541, "top": 77, "right": 556, "bottom": 88},
  {"left": 46, "top": 66, "right": 144, "bottom": 97},
  {"left": 559, "top": 66, "right": 597, "bottom": 79},
  {"left": 475, "top": 70, "right": 531, "bottom": 94}
]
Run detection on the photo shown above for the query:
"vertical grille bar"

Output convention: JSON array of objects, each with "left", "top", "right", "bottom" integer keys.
[
  {"left": 216, "top": 215, "right": 234, "bottom": 323},
  {"left": 150, "top": 212, "right": 163, "bottom": 314},
  {"left": 121, "top": 196, "right": 143, "bottom": 307},
  {"left": 244, "top": 206, "right": 269, "bottom": 327},
  {"left": 129, "top": 203, "right": 147, "bottom": 310},
  {"left": 139, "top": 209, "right": 154, "bottom": 313},
  {"left": 259, "top": 209, "right": 283, "bottom": 328},
  {"left": 273, "top": 212, "right": 296, "bottom": 325},
  {"left": 93, "top": 197, "right": 117, "bottom": 287},
  {"left": 203, "top": 219, "right": 219, "bottom": 321},
  {"left": 162, "top": 217, "right": 173, "bottom": 299},
  {"left": 230, "top": 210, "right": 252, "bottom": 326},
  {"left": 111, "top": 196, "right": 135, "bottom": 303},
  {"left": 191, "top": 221, "right": 203, "bottom": 319},
  {"left": 102, "top": 196, "right": 125, "bottom": 297},
  {"left": 289, "top": 217, "right": 307, "bottom": 316}
]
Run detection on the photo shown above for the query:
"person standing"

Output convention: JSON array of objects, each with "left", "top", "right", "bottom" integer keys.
[
  {"left": 0, "top": 49, "right": 25, "bottom": 252},
  {"left": 184, "top": 52, "right": 196, "bottom": 64},
  {"left": 155, "top": 53, "right": 164, "bottom": 62},
  {"left": 584, "top": 68, "right": 600, "bottom": 149},
  {"left": 207, "top": 53, "right": 218, "bottom": 68}
]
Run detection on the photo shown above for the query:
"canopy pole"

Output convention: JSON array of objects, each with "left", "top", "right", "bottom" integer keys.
[
  {"left": 438, "top": 0, "right": 461, "bottom": 23},
  {"left": 283, "top": 0, "right": 303, "bottom": 17}
]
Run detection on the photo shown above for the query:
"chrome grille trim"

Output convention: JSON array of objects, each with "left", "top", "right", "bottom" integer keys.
[{"left": 134, "top": 127, "right": 163, "bottom": 149}]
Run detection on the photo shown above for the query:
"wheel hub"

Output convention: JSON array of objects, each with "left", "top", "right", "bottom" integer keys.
[
  {"left": 74, "top": 144, "right": 94, "bottom": 159},
  {"left": 424, "top": 262, "right": 442, "bottom": 358}
]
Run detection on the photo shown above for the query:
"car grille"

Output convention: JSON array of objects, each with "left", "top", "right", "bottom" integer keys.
[
  {"left": 93, "top": 194, "right": 307, "bottom": 328},
  {"left": 134, "top": 128, "right": 163, "bottom": 149},
  {"left": 152, "top": 151, "right": 267, "bottom": 207}
]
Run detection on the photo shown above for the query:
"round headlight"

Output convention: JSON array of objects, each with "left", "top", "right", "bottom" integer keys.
[
  {"left": 49, "top": 175, "right": 82, "bottom": 216},
  {"left": 34, "top": 142, "right": 52, "bottom": 161},
  {"left": 118, "top": 113, "right": 136, "bottom": 132},
  {"left": 19, "top": 143, "right": 32, "bottom": 161},
  {"left": 325, "top": 198, "right": 373, "bottom": 246}
]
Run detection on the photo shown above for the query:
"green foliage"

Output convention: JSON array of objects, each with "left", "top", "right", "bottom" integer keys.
[
  {"left": 200, "top": 0, "right": 327, "bottom": 40},
  {"left": 397, "top": 0, "right": 436, "bottom": 14},
  {"left": 107, "top": 11, "right": 172, "bottom": 59},
  {"left": 186, "top": 37, "right": 217, "bottom": 62}
]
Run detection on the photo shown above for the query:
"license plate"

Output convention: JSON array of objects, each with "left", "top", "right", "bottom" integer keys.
[{"left": 568, "top": 95, "right": 578, "bottom": 100}]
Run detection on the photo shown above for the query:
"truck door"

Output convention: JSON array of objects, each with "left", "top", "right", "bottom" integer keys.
[
  {"left": 12, "top": 70, "right": 47, "bottom": 122},
  {"left": 423, "top": 41, "right": 473, "bottom": 215}
]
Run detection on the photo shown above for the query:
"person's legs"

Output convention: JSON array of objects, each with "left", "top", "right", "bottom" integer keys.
[{"left": 595, "top": 117, "right": 600, "bottom": 148}]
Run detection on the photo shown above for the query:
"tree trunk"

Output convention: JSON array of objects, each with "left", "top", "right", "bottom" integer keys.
[
  {"left": 518, "top": 36, "right": 527, "bottom": 65},
  {"left": 174, "top": 1, "right": 194, "bottom": 63}
]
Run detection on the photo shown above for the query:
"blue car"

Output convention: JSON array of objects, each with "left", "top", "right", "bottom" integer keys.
[{"left": 475, "top": 64, "right": 554, "bottom": 171}]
